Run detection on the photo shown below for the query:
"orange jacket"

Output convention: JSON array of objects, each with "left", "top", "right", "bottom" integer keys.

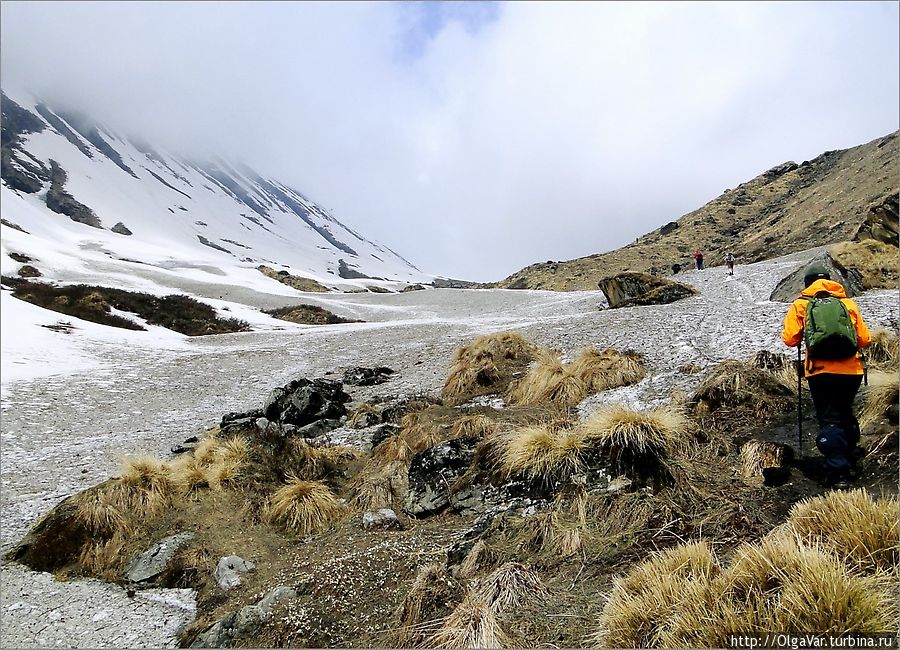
[{"left": 781, "top": 279, "right": 871, "bottom": 377}]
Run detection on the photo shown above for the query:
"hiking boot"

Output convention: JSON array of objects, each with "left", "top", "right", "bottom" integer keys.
[{"left": 832, "top": 477, "right": 851, "bottom": 491}]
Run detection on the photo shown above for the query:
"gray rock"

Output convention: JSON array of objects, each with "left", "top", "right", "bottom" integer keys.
[
  {"left": 449, "top": 486, "right": 485, "bottom": 515},
  {"left": 219, "top": 417, "right": 255, "bottom": 437},
  {"left": 214, "top": 555, "right": 256, "bottom": 591},
  {"left": 254, "top": 417, "right": 270, "bottom": 433},
  {"left": 769, "top": 252, "right": 865, "bottom": 302},
  {"left": 125, "top": 532, "right": 194, "bottom": 583},
  {"left": 263, "top": 378, "right": 350, "bottom": 427},
  {"left": 190, "top": 586, "right": 296, "bottom": 648},
  {"left": 295, "top": 418, "right": 342, "bottom": 438},
  {"left": 362, "top": 508, "right": 401, "bottom": 529}
]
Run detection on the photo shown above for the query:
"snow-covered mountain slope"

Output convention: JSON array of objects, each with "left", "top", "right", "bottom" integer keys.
[{"left": 0, "top": 89, "right": 429, "bottom": 297}]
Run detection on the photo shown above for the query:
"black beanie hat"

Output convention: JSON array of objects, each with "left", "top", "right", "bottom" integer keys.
[{"left": 803, "top": 262, "right": 831, "bottom": 288}]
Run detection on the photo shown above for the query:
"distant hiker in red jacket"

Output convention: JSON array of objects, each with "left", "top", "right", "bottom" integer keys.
[{"left": 692, "top": 249, "right": 704, "bottom": 270}]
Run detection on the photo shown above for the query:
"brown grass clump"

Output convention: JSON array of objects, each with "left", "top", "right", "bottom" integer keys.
[
  {"left": 170, "top": 435, "right": 250, "bottom": 492},
  {"left": 749, "top": 349, "right": 799, "bottom": 394},
  {"left": 691, "top": 359, "right": 794, "bottom": 419},
  {"left": 590, "top": 541, "right": 721, "bottom": 648},
  {"left": 506, "top": 348, "right": 569, "bottom": 406},
  {"left": 475, "top": 562, "right": 548, "bottom": 613},
  {"left": 264, "top": 477, "right": 346, "bottom": 537},
  {"left": 117, "top": 454, "right": 175, "bottom": 514},
  {"left": 569, "top": 347, "right": 646, "bottom": 393},
  {"left": 427, "top": 593, "right": 512, "bottom": 649},
  {"left": 450, "top": 414, "right": 497, "bottom": 440},
  {"left": 508, "top": 347, "right": 646, "bottom": 408},
  {"left": 394, "top": 563, "right": 463, "bottom": 647},
  {"left": 831, "top": 239, "right": 899, "bottom": 290},
  {"left": 442, "top": 331, "right": 537, "bottom": 406},
  {"left": 866, "top": 328, "right": 899, "bottom": 370},
  {"left": 347, "top": 403, "right": 381, "bottom": 428},
  {"left": 78, "top": 531, "right": 128, "bottom": 580},
  {"left": 498, "top": 423, "right": 586, "bottom": 483},
  {"left": 75, "top": 486, "right": 130, "bottom": 535},
  {"left": 578, "top": 405, "right": 690, "bottom": 481},
  {"left": 457, "top": 540, "right": 500, "bottom": 580},
  {"left": 722, "top": 535, "right": 897, "bottom": 636},
  {"left": 858, "top": 371, "right": 900, "bottom": 430},
  {"left": 591, "top": 531, "right": 900, "bottom": 648},
  {"left": 785, "top": 489, "right": 899, "bottom": 574}
]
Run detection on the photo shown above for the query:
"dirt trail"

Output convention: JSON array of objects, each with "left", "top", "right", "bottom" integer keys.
[{"left": 1, "top": 248, "right": 897, "bottom": 648}]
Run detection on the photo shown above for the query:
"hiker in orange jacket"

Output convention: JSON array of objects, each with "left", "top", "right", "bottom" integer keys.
[{"left": 781, "top": 262, "right": 871, "bottom": 489}]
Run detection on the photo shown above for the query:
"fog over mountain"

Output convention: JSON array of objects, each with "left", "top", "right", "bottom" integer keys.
[{"left": 2, "top": 1, "right": 898, "bottom": 281}]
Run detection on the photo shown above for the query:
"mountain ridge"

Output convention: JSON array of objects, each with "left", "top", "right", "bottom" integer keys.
[
  {"left": 1, "top": 89, "right": 428, "bottom": 293},
  {"left": 492, "top": 130, "right": 898, "bottom": 291}
]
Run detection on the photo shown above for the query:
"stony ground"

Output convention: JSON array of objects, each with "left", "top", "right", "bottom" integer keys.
[{"left": 1, "top": 247, "right": 897, "bottom": 648}]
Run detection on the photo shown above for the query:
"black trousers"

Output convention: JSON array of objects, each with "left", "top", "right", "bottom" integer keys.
[{"left": 807, "top": 373, "right": 863, "bottom": 478}]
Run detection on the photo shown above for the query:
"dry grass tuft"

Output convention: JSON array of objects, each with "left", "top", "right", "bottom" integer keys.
[
  {"left": 264, "top": 476, "right": 346, "bottom": 537},
  {"left": 450, "top": 414, "right": 497, "bottom": 440},
  {"left": 457, "top": 540, "right": 500, "bottom": 580},
  {"left": 347, "top": 403, "right": 381, "bottom": 428},
  {"left": 831, "top": 239, "right": 899, "bottom": 290},
  {"left": 785, "top": 489, "right": 899, "bottom": 574},
  {"left": 170, "top": 435, "right": 249, "bottom": 492},
  {"left": 859, "top": 371, "right": 900, "bottom": 430},
  {"left": 442, "top": 331, "right": 537, "bottom": 406},
  {"left": 692, "top": 359, "right": 794, "bottom": 419},
  {"left": 569, "top": 347, "right": 646, "bottom": 393},
  {"left": 750, "top": 350, "right": 800, "bottom": 394},
  {"left": 394, "top": 563, "right": 462, "bottom": 647},
  {"left": 427, "top": 593, "right": 512, "bottom": 649},
  {"left": 78, "top": 531, "right": 128, "bottom": 580},
  {"left": 75, "top": 486, "right": 131, "bottom": 535},
  {"left": 867, "top": 328, "right": 899, "bottom": 370},
  {"left": 498, "top": 423, "right": 585, "bottom": 483},
  {"left": 117, "top": 454, "right": 175, "bottom": 513},
  {"left": 591, "top": 530, "right": 900, "bottom": 648},
  {"left": 590, "top": 541, "right": 720, "bottom": 648},
  {"left": 508, "top": 347, "right": 645, "bottom": 408},
  {"left": 475, "top": 562, "right": 548, "bottom": 613}
]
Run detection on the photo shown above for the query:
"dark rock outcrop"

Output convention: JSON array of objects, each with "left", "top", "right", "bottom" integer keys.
[
  {"left": 263, "top": 378, "right": 351, "bottom": 428},
  {"left": 431, "top": 277, "right": 480, "bottom": 289},
  {"left": 404, "top": 437, "right": 478, "bottom": 517},
  {"left": 598, "top": 272, "right": 698, "bottom": 308},
  {"left": 111, "top": 222, "right": 133, "bottom": 236},
  {"left": 46, "top": 160, "right": 102, "bottom": 228},
  {"left": 769, "top": 252, "right": 864, "bottom": 302},
  {"left": 854, "top": 193, "right": 899, "bottom": 246},
  {"left": 343, "top": 367, "right": 394, "bottom": 386},
  {"left": 338, "top": 259, "right": 371, "bottom": 280}
]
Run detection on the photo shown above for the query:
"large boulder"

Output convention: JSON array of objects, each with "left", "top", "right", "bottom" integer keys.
[
  {"left": 263, "top": 378, "right": 350, "bottom": 427},
  {"left": 854, "top": 193, "right": 899, "bottom": 246},
  {"left": 769, "top": 252, "right": 864, "bottom": 302},
  {"left": 598, "top": 272, "right": 698, "bottom": 308}
]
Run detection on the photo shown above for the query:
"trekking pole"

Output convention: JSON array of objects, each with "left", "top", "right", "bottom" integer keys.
[{"left": 797, "top": 345, "right": 803, "bottom": 458}]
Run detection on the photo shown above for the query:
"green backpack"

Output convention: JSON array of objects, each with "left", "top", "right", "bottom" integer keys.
[{"left": 803, "top": 294, "right": 858, "bottom": 359}]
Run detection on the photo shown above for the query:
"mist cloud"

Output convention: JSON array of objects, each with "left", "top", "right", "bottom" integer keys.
[{"left": 2, "top": 1, "right": 898, "bottom": 281}]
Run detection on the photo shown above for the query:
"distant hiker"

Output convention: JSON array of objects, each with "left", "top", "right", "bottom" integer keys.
[
  {"left": 781, "top": 262, "right": 871, "bottom": 490},
  {"left": 692, "top": 249, "right": 704, "bottom": 270},
  {"left": 724, "top": 252, "right": 736, "bottom": 275}
]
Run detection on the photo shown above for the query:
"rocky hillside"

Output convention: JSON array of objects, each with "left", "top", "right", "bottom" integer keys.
[{"left": 494, "top": 131, "right": 898, "bottom": 291}]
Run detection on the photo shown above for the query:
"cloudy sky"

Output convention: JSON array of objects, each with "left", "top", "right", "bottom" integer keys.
[{"left": 2, "top": 1, "right": 898, "bottom": 281}]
